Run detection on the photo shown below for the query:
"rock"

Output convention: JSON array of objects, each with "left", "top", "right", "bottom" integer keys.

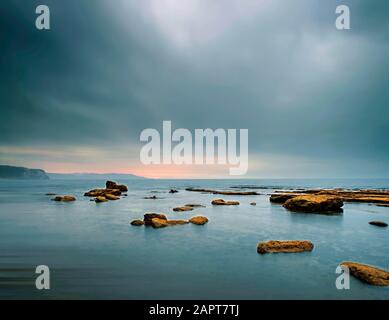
[
  {"left": 95, "top": 196, "right": 108, "bottom": 203},
  {"left": 144, "top": 213, "right": 167, "bottom": 225},
  {"left": 257, "top": 240, "right": 314, "bottom": 254},
  {"left": 189, "top": 216, "right": 209, "bottom": 225},
  {"left": 84, "top": 189, "right": 122, "bottom": 197},
  {"left": 369, "top": 221, "right": 388, "bottom": 227},
  {"left": 269, "top": 194, "right": 298, "bottom": 204},
  {"left": 250, "top": 202, "right": 256, "bottom": 206},
  {"left": 341, "top": 262, "right": 389, "bottom": 286},
  {"left": 52, "top": 195, "right": 76, "bottom": 202},
  {"left": 45, "top": 193, "right": 56, "bottom": 196},
  {"left": 173, "top": 206, "right": 194, "bottom": 212},
  {"left": 105, "top": 194, "right": 120, "bottom": 200},
  {"left": 186, "top": 188, "right": 259, "bottom": 195},
  {"left": 169, "top": 189, "right": 179, "bottom": 193},
  {"left": 211, "top": 199, "right": 240, "bottom": 206},
  {"left": 283, "top": 195, "right": 343, "bottom": 213},
  {"left": 185, "top": 204, "right": 205, "bottom": 208},
  {"left": 150, "top": 218, "right": 169, "bottom": 228},
  {"left": 377, "top": 204, "right": 389, "bottom": 207},
  {"left": 106, "top": 180, "right": 128, "bottom": 192},
  {"left": 130, "top": 219, "right": 144, "bottom": 226},
  {"left": 166, "top": 220, "right": 189, "bottom": 226}
]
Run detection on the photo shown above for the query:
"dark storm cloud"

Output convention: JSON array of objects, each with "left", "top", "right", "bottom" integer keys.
[{"left": 0, "top": 0, "right": 388, "bottom": 177}]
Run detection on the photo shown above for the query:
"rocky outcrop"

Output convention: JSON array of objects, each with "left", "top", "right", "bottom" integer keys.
[
  {"left": 130, "top": 219, "right": 144, "bottom": 226},
  {"left": 341, "top": 262, "right": 389, "bottom": 286},
  {"left": 52, "top": 195, "right": 76, "bottom": 202},
  {"left": 106, "top": 180, "right": 128, "bottom": 192},
  {"left": 272, "top": 189, "right": 389, "bottom": 205},
  {"left": 189, "top": 216, "right": 209, "bottom": 225},
  {"left": 283, "top": 195, "right": 343, "bottom": 214},
  {"left": 369, "top": 221, "right": 388, "bottom": 227},
  {"left": 257, "top": 240, "right": 314, "bottom": 254},
  {"left": 186, "top": 188, "right": 259, "bottom": 195},
  {"left": 211, "top": 199, "right": 240, "bottom": 206},
  {"left": 84, "top": 189, "right": 122, "bottom": 197},
  {"left": 143, "top": 213, "right": 167, "bottom": 226},
  {"left": 173, "top": 206, "right": 194, "bottom": 212}
]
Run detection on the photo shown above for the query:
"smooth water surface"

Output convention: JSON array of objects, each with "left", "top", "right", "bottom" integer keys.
[{"left": 0, "top": 178, "right": 388, "bottom": 299}]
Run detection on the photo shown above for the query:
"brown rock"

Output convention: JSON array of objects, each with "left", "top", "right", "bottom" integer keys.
[
  {"left": 185, "top": 204, "right": 205, "bottom": 208},
  {"left": 189, "top": 216, "right": 209, "bottom": 225},
  {"left": 144, "top": 213, "right": 167, "bottom": 225},
  {"left": 52, "top": 195, "right": 76, "bottom": 202},
  {"left": 167, "top": 220, "right": 189, "bottom": 226},
  {"left": 130, "top": 219, "right": 144, "bottom": 226},
  {"left": 84, "top": 188, "right": 122, "bottom": 197},
  {"left": 250, "top": 202, "right": 257, "bottom": 206},
  {"left": 257, "top": 240, "right": 314, "bottom": 254},
  {"left": 105, "top": 180, "right": 128, "bottom": 192},
  {"left": 173, "top": 206, "right": 194, "bottom": 212},
  {"left": 269, "top": 193, "right": 298, "bottom": 204},
  {"left": 369, "top": 221, "right": 388, "bottom": 227},
  {"left": 283, "top": 195, "right": 343, "bottom": 213},
  {"left": 95, "top": 196, "right": 108, "bottom": 203},
  {"left": 341, "top": 262, "right": 389, "bottom": 286},
  {"left": 150, "top": 218, "right": 169, "bottom": 228},
  {"left": 105, "top": 194, "right": 120, "bottom": 200},
  {"left": 211, "top": 199, "right": 240, "bottom": 206}
]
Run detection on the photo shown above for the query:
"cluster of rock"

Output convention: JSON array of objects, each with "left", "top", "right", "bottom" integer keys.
[
  {"left": 131, "top": 213, "right": 208, "bottom": 228},
  {"left": 84, "top": 181, "right": 128, "bottom": 203}
]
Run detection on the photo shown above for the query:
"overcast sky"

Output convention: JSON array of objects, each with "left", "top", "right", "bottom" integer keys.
[{"left": 0, "top": 0, "right": 388, "bottom": 178}]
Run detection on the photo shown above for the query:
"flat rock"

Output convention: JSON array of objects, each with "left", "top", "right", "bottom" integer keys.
[
  {"left": 211, "top": 199, "right": 240, "bottom": 206},
  {"left": 369, "top": 221, "right": 388, "bottom": 227},
  {"left": 95, "top": 196, "right": 108, "bottom": 203},
  {"left": 52, "top": 195, "right": 76, "bottom": 202},
  {"left": 283, "top": 195, "right": 343, "bottom": 213},
  {"left": 250, "top": 202, "right": 256, "bottom": 206},
  {"left": 84, "top": 188, "right": 122, "bottom": 197},
  {"left": 105, "top": 194, "right": 120, "bottom": 200},
  {"left": 341, "top": 262, "right": 389, "bottom": 286},
  {"left": 269, "top": 194, "right": 298, "bottom": 204},
  {"left": 189, "top": 216, "right": 209, "bottom": 225},
  {"left": 186, "top": 188, "right": 259, "bottom": 195},
  {"left": 185, "top": 204, "right": 205, "bottom": 208},
  {"left": 173, "top": 206, "right": 194, "bottom": 212},
  {"left": 257, "top": 240, "right": 314, "bottom": 254}
]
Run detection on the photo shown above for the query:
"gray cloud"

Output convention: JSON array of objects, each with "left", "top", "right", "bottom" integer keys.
[{"left": 0, "top": 0, "right": 388, "bottom": 177}]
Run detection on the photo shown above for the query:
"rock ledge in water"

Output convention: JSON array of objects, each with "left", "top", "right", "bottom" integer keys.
[
  {"left": 283, "top": 195, "right": 343, "bottom": 214},
  {"left": 211, "top": 199, "right": 240, "bottom": 206},
  {"left": 52, "top": 195, "right": 76, "bottom": 202},
  {"left": 369, "top": 221, "right": 388, "bottom": 227},
  {"left": 257, "top": 240, "right": 314, "bottom": 254},
  {"left": 341, "top": 262, "right": 389, "bottom": 286}
]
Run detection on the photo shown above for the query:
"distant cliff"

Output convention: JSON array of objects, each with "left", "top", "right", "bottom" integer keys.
[{"left": 0, "top": 165, "right": 49, "bottom": 180}]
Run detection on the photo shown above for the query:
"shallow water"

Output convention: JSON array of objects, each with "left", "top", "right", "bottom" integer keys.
[{"left": 0, "top": 178, "right": 388, "bottom": 299}]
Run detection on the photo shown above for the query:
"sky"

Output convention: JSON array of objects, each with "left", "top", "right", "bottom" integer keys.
[{"left": 0, "top": 0, "right": 388, "bottom": 178}]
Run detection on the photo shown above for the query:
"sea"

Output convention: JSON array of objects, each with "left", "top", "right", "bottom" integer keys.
[{"left": 0, "top": 178, "right": 388, "bottom": 299}]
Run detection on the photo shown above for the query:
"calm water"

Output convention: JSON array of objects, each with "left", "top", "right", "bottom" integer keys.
[{"left": 0, "top": 178, "right": 389, "bottom": 300}]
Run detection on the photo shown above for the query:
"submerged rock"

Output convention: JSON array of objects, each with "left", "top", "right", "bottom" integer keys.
[
  {"left": 283, "top": 195, "right": 343, "bottom": 214},
  {"left": 52, "top": 195, "right": 76, "bottom": 202},
  {"left": 250, "top": 202, "right": 257, "bottom": 206},
  {"left": 185, "top": 204, "right": 205, "bottom": 208},
  {"left": 167, "top": 219, "right": 189, "bottom": 226},
  {"left": 269, "top": 194, "right": 298, "bottom": 204},
  {"left": 257, "top": 240, "right": 314, "bottom": 254},
  {"left": 186, "top": 188, "right": 259, "bottom": 195},
  {"left": 169, "top": 189, "right": 179, "bottom": 193},
  {"left": 341, "top": 262, "right": 389, "bottom": 286},
  {"left": 211, "top": 199, "right": 240, "bottom": 206},
  {"left": 46, "top": 193, "right": 56, "bottom": 196},
  {"left": 173, "top": 206, "right": 194, "bottom": 212},
  {"left": 144, "top": 195, "right": 158, "bottom": 200},
  {"left": 130, "top": 219, "right": 144, "bottom": 226},
  {"left": 369, "top": 221, "right": 388, "bottom": 227},
  {"left": 189, "top": 216, "right": 209, "bottom": 225},
  {"left": 84, "top": 189, "right": 122, "bottom": 197}
]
